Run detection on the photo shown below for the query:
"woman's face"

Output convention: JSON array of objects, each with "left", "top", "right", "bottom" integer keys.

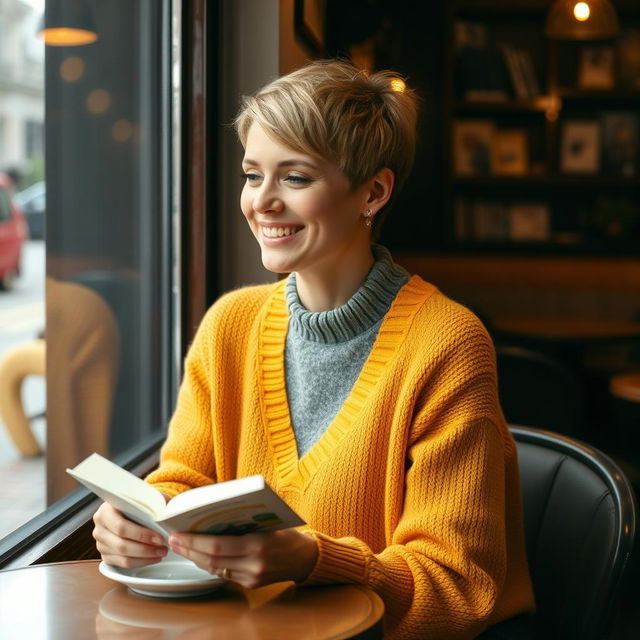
[{"left": 240, "top": 123, "right": 371, "bottom": 275}]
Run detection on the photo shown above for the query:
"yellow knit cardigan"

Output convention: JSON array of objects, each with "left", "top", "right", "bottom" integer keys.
[{"left": 146, "top": 276, "right": 535, "bottom": 639}]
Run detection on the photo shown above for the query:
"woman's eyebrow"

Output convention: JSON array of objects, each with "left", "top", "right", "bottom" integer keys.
[{"left": 242, "top": 158, "right": 318, "bottom": 169}]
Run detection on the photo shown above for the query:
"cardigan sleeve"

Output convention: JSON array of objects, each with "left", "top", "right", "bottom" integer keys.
[
  {"left": 300, "top": 334, "right": 519, "bottom": 640},
  {"left": 145, "top": 284, "right": 274, "bottom": 496},
  {"left": 145, "top": 311, "right": 217, "bottom": 497}
]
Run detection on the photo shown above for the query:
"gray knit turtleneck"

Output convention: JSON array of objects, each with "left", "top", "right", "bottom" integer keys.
[{"left": 285, "top": 245, "right": 409, "bottom": 456}]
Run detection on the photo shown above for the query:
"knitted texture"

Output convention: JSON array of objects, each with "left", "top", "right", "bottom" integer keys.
[
  {"left": 285, "top": 245, "right": 409, "bottom": 456},
  {"left": 147, "top": 276, "right": 535, "bottom": 639}
]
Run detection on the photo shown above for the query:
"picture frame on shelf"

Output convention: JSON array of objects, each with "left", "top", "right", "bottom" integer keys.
[
  {"left": 453, "top": 120, "right": 495, "bottom": 176},
  {"left": 508, "top": 202, "right": 550, "bottom": 242},
  {"left": 560, "top": 120, "right": 601, "bottom": 174},
  {"left": 601, "top": 111, "right": 638, "bottom": 177},
  {"left": 577, "top": 46, "right": 615, "bottom": 90},
  {"left": 491, "top": 129, "right": 529, "bottom": 176}
]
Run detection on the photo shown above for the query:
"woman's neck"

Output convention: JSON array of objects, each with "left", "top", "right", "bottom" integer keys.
[{"left": 294, "top": 246, "right": 375, "bottom": 312}]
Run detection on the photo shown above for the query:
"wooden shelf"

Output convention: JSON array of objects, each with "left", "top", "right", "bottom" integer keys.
[
  {"left": 447, "top": 242, "right": 640, "bottom": 257},
  {"left": 558, "top": 89, "right": 640, "bottom": 103},
  {"left": 454, "top": 99, "right": 550, "bottom": 114},
  {"left": 453, "top": 176, "right": 640, "bottom": 188},
  {"left": 445, "top": 1, "right": 640, "bottom": 257}
]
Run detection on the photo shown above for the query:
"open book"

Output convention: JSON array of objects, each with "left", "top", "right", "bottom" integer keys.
[{"left": 67, "top": 453, "right": 305, "bottom": 538}]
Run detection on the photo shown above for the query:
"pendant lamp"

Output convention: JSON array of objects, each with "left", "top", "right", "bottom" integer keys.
[
  {"left": 545, "top": 0, "right": 620, "bottom": 40},
  {"left": 38, "top": 0, "right": 98, "bottom": 47}
]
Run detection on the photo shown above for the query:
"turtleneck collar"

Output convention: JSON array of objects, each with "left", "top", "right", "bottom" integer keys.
[{"left": 285, "top": 245, "right": 409, "bottom": 344}]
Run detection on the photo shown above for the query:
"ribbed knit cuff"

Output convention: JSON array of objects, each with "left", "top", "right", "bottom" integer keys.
[{"left": 302, "top": 531, "right": 368, "bottom": 585}]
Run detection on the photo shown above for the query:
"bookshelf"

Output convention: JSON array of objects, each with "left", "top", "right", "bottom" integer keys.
[{"left": 446, "top": 0, "right": 640, "bottom": 255}]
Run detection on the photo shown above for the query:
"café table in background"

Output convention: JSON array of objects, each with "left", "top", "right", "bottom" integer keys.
[{"left": 0, "top": 560, "right": 384, "bottom": 639}]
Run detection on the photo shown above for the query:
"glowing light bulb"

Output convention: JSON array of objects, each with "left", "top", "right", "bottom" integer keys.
[
  {"left": 390, "top": 78, "right": 406, "bottom": 93},
  {"left": 574, "top": 2, "right": 591, "bottom": 22}
]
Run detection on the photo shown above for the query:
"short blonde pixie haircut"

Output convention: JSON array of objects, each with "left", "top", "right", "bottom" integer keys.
[{"left": 235, "top": 59, "right": 418, "bottom": 223}]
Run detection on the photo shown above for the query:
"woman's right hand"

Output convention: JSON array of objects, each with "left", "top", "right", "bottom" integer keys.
[{"left": 92, "top": 502, "right": 168, "bottom": 568}]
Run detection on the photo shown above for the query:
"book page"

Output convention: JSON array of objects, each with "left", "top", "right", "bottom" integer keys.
[
  {"left": 67, "top": 453, "right": 167, "bottom": 519},
  {"left": 159, "top": 482, "right": 305, "bottom": 535},
  {"left": 164, "top": 475, "right": 266, "bottom": 517}
]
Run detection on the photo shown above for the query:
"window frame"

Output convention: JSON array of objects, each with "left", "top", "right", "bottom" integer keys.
[{"left": 0, "top": 0, "right": 214, "bottom": 570}]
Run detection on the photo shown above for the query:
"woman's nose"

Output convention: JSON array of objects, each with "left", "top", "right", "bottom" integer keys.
[{"left": 252, "top": 181, "right": 283, "bottom": 214}]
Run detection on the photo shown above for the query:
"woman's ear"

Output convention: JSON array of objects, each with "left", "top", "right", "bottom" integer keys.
[{"left": 366, "top": 168, "right": 395, "bottom": 214}]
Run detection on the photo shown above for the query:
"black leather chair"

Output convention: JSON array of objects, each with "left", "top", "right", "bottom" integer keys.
[
  {"left": 506, "top": 425, "right": 637, "bottom": 640},
  {"left": 496, "top": 347, "right": 585, "bottom": 437}
]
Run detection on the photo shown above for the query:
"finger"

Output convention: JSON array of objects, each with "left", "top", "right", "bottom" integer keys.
[
  {"left": 95, "top": 503, "right": 165, "bottom": 547},
  {"left": 95, "top": 527, "right": 168, "bottom": 560},
  {"left": 169, "top": 532, "right": 256, "bottom": 557},
  {"left": 100, "top": 552, "right": 166, "bottom": 569},
  {"left": 170, "top": 545, "right": 250, "bottom": 580}
]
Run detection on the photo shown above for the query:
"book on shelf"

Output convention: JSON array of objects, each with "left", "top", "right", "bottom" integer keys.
[
  {"left": 501, "top": 44, "right": 528, "bottom": 101},
  {"left": 67, "top": 453, "right": 305, "bottom": 538},
  {"left": 508, "top": 203, "right": 550, "bottom": 242},
  {"left": 518, "top": 50, "right": 541, "bottom": 98},
  {"left": 601, "top": 111, "right": 638, "bottom": 177},
  {"left": 471, "top": 200, "right": 509, "bottom": 241},
  {"left": 455, "top": 22, "right": 511, "bottom": 102},
  {"left": 454, "top": 197, "right": 471, "bottom": 241},
  {"left": 453, "top": 120, "right": 495, "bottom": 175},
  {"left": 500, "top": 45, "right": 540, "bottom": 101}
]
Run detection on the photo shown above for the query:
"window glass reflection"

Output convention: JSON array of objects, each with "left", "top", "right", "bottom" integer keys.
[
  {"left": 0, "top": 0, "right": 46, "bottom": 539},
  {"left": 0, "top": 0, "right": 176, "bottom": 537}
]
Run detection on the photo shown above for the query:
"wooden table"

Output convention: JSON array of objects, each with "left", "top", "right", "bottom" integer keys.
[{"left": 0, "top": 560, "right": 385, "bottom": 639}]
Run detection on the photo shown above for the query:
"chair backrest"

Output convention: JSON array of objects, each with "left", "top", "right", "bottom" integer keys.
[
  {"left": 511, "top": 426, "right": 637, "bottom": 640},
  {"left": 497, "top": 347, "right": 584, "bottom": 437}
]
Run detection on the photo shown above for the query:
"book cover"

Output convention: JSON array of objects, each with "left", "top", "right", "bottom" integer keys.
[
  {"left": 501, "top": 45, "right": 528, "bottom": 101},
  {"left": 67, "top": 453, "right": 305, "bottom": 538},
  {"left": 518, "top": 50, "right": 541, "bottom": 98}
]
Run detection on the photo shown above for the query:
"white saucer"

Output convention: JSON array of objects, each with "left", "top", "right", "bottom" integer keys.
[{"left": 99, "top": 553, "right": 228, "bottom": 598}]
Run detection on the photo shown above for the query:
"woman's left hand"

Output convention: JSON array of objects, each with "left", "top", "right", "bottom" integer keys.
[{"left": 168, "top": 528, "right": 318, "bottom": 588}]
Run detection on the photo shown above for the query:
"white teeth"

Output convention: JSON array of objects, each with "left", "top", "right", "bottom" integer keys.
[{"left": 262, "top": 226, "right": 300, "bottom": 238}]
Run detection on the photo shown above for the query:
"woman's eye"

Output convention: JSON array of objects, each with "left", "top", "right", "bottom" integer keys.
[
  {"left": 284, "top": 174, "right": 312, "bottom": 185},
  {"left": 241, "top": 172, "right": 261, "bottom": 183}
]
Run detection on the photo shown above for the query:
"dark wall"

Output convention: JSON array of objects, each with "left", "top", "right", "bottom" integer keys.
[{"left": 325, "top": 0, "right": 447, "bottom": 251}]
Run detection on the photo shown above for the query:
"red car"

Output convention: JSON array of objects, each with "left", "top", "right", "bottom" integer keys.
[{"left": 0, "top": 173, "right": 28, "bottom": 291}]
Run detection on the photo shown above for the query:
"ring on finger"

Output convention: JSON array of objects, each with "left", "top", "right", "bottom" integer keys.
[{"left": 219, "top": 567, "right": 232, "bottom": 580}]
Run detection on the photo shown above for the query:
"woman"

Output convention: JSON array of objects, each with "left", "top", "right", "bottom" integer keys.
[{"left": 93, "top": 60, "right": 534, "bottom": 639}]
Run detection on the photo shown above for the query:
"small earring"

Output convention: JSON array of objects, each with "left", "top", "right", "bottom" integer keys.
[{"left": 364, "top": 209, "right": 373, "bottom": 227}]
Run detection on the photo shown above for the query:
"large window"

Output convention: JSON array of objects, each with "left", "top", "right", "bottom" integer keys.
[{"left": 0, "top": 0, "right": 178, "bottom": 549}]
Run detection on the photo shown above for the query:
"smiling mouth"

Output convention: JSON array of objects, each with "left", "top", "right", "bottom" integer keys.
[{"left": 261, "top": 225, "right": 304, "bottom": 238}]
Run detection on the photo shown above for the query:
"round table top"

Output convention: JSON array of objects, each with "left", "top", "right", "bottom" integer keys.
[{"left": 0, "top": 560, "right": 384, "bottom": 640}]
